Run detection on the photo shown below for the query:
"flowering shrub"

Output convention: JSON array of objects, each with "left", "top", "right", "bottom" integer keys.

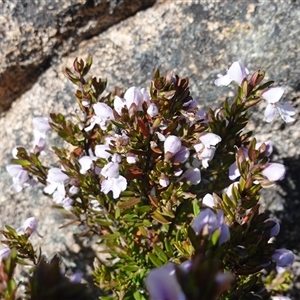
[{"left": 0, "top": 57, "right": 297, "bottom": 300}]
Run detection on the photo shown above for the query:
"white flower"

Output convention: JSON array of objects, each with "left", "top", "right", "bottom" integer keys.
[
  {"left": 262, "top": 87, "right": 296, "bottom": 123},
  {"left": 85, "top": 103, "right": 115, "bottom": 131},
  {"left": 194, "top": 133, "right": 222, "bottom": 168},
  {"left": 215, "top": 60, "right": 249, "bottom": 86}
]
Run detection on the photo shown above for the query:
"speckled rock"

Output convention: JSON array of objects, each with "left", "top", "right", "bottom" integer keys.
[
  {"left": 0, "top": 1, "right": 299, "bottom": 297},
  {"left": 0, "top": 0, "right": 156, "bottom": 112}
]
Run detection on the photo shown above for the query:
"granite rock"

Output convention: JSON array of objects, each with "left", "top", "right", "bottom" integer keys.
[
  {"left": 0, "top": 0, "right": 156, "bottom": 112},
  {"left": 0, "top": 1, "right": 299, "bottom": 297}
]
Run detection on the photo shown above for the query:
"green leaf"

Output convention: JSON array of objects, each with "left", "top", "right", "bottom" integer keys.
[
  {"left": 164, "top": 238, "right": 173, "bottom": 258},
  {"left": 153, "top": 244, "right": 168, "bottom": 263},
  {"left": 192, "top": 199, "right": 200, "bottom": 217},
  {"left": 118, "top": 197, "right": 141, "bottom": 209},
  {"left": 94, "top": 219, "right": 113, "bottom": 226},
  {"left": 98, "top": 233, "right": 120, "bottom": 240},
  {"left": 152, "top": 211, "right": 171, "bottom": 224},
  {"left": 148, "top": 253, "right": 163, "bottom": 268},
  {"left": 10, "top": 159, "right": 31, "bottom": 166},
  {"left": 211, "top": 229, "right": 221, "bottom": 246},
  {"left": 135, "top": 205, "right": 151, "bottom": 214}
]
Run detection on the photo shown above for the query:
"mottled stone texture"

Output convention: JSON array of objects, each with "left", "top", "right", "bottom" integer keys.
[{"left": 0, "top": 0, "right": 156, "bottom": 112}]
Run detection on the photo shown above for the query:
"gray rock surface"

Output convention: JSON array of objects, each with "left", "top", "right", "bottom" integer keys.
[
  {"left": 0, "top": 0, "right": 156, "bottom": 112},
  {"left": 0, "top": 1, "right": 299, "bottom": 298}
]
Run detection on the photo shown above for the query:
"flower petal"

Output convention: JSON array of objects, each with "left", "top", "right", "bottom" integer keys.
[
  {"left": 264, "top": 104, "right": 278, "bottom": 123},
  {"left": 262, "top": 87, "right": 284, "bottom": 104},
  {"left": 262, "top": 163, "right": 286, "bottom": 181},
  {"left": 227, "top": 60, "right": 249, "bottom": 86}
]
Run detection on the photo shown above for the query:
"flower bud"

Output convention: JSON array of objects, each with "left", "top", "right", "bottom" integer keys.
[
  {"left": 262, "top": 163, "right": 286, "bottom": 182},
  {"left": 184, "top": 168, "right": 201, "bottom": 185},
  {"left": 18, "top": 217, "right": 43, "bottom": 238},
  {"left": 264, "top": 217, "right": 280, "bottom": 237},
  {"left": 0, "top": 248, "right": 11, "bottom": 262},
  {"left": 164, "top": 135, "right": 182, "bottom": 155},
  {"left": 272, "top": 249, "right": 295, "bottom": 268},
  {"left": 192, "top": 209, "right": 230, "bottom": 245},
  {"left": 146, "top": 263, "right": 186, "bottom": 300}
]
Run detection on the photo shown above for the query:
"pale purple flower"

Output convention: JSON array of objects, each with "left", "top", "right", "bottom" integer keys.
[
  {"left": 191, "top": 208, "right": 230, "bottom": 245},
  {"left": 256, "top": 140, "right": 273, "bottom": 157},
  {"left": 229, "top": 142, "right": 274, "bottom": 180},
  {"left": 33, "top": 117, "right": 51, "bottom": 136},
  {"left": 228, "top": 148, "right": 248, "bottom": 180},
  {"left": 79, "top": 141, "right": 114, "bottom": 174},
  {"left": 94, "top": 144, "right": 111, "bottom": 160},
  {"left": 164, "top": 135, "right": 182, "bottom": 155},
  {"left": 0, "top": 247, "right": 11, "bottom": 262},
  {"left": 101, "top": 176, "right": 127, "bottom": 199},
  {"left": 78, "top": 156, "right": 96, "bottom": 174},
  {"left": 44, "top": 168, "right": 69, "bottom": 195},
  {"left": 32, "top": 117, "right": 51, "bottom": 153},
  {"left": 147, "top": 103, "right": 158, "bottom": 117},
  {"left": 70, "top": 272, "right": 83, "bottom": 283},
  {"left": 182, "top": 99, "right": 198, "bottom": 110},
  {"left": 184, "top": 168, "right": 201, "bottom": 185},
  {"left": 195, "top": 109, "right": 209, "bottom": 123},
  {"left": 17, "top": 217, "right": 43, "bottom": 238},
  {"left": 272, "top": 249, "right": 295, "bottom": 268},
  {"left": 69, "top": 185, "right": 79, "bottom": 195},
  {"left": 100, "top": 161, "right": 127, "bottom": 199},
  {"left": 85, "top": 103, "right": 115, "bottom": 131},
  {"left": 43, "top": 168, "right": 74, "bottom": 209},
  {"left": 159, "top": 177, "right": 170, "bottom": 188},
  {"left": 194, "top": 133, "right": 222, "bottom": 168},
  {"left": 264, "top": 218, "right": 280, "bottom": 238},
  {"left": 62, "top": 197, "right": 74, "bottom": 211},
  {"left": 192, "top": 209, "right": 230, "bottom": 245},
  {"left": 146, "top": 263, "right": 186, "bottom": 300},
  {"left": 173, "top": 146, "right": 190, "bottom": 163},
  {"left": 6, "top": 164, "right": 36, "bottom": 192},
  {"left": 101, "top": 162, "right": 120, "bottom": 178},
  {"left": 140, "top": 88, "right": 151, "bottom": 103},
  {"left": 262, "top": 87, "right": 296, "bottom": 123},
  {"left": 271, "top": 296, "right": 291, "bottom": 300},
  {"left": 214, "top": 60, "right": 249, "bottom": 86},
  {"left": 114, "top": 87, "right": 145, "bottom": 115},
  {"left": 262, "top": 163, "right": 286, "bottom": 182}
]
